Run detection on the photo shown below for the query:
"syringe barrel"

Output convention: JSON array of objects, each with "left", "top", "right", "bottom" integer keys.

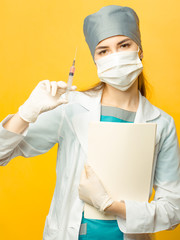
[
  {"left": 70, "top": 65, "right": 75, "bottom": 74},
  {"left": 67, "top": 75, "right": 73, "bottom": 89},
  {"left": 65, "top": 57, "right": 76, "bottom": 100}
]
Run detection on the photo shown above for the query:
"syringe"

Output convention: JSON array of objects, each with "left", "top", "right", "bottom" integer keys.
[{"left": 65, "top": 48, "right": 77, "bottom": 100}]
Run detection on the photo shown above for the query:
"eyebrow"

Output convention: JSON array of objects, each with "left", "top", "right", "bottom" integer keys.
[{"left": 95, "top": 38, "right": 132, "bottom": 50}]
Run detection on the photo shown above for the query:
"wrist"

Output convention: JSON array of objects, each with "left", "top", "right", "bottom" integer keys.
[
  {"left": 100, "top": 197, "right": 114, "bottom": 212},
  {"left": 18, "top": 104, "right": 39, "bottom": 123},
  {"left": 104, "top": 200, "right": 126, "bottom": 219},
  {"left": 104, "top": 200, "right": 116, "bottom": 213}
]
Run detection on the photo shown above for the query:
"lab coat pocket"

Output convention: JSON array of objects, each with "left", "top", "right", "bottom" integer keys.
[
  {"left": 43, "top": 226, "right": 59, "bottom": 240},
  {"left": 64, "top": 226, "right": 84, "bottom": 240}
]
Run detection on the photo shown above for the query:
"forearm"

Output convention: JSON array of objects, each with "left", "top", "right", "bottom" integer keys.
[
  {"left": 104, "top": 200, "right": 126, "bottom": 219},
  {"left": 3, "top": 112, "right": 29, "bottom": 134}
]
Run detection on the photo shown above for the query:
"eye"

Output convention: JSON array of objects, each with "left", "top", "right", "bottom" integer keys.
[
  {"left": 120, "top": 43, "right": 131, "bottom": 48},
  {"left": 98, "top": 50, "right": 108, "bottom": 55}
]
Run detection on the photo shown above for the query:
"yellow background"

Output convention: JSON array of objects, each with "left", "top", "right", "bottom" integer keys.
[{"left": 0, "top": 0, "right": 180, "bottom": 239}]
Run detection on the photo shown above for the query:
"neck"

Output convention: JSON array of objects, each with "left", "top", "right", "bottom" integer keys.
[{"left": 101, "top": 80, "right": 139, "bottom": 112}]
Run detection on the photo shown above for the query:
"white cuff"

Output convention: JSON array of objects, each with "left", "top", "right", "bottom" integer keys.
[{"left": 116, "top": 200, "right": 146, "bottom": 234}]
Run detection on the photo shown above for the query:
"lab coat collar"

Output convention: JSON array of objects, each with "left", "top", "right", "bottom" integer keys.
[
  {"left": 71, "top": 89, "right": 160, "bottom": 155},
  {"left": 77, "top": 88, "right": 160, "bottom": 122}
]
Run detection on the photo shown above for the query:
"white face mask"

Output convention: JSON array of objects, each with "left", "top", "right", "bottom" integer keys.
[{"left": 95, "top": 47, "right": 143, "bottom": 91}]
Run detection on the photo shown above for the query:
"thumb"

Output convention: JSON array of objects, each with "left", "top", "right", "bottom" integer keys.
[
  {"left": 50, "top": 98, "right": 68, "bottom": 109},
  {"left": 85, "top": 164, "right": 95, "bottom": 178},
  {"left": 80, "top": 167, "right": 87, "bottom": 183},
  {"left": 56, "top": 98, "right": 68, "bottom": 106}
]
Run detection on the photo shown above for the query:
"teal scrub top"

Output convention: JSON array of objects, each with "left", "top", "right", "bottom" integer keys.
[{"left": 78, "top": 105, "right": 136, "bottom": 240}]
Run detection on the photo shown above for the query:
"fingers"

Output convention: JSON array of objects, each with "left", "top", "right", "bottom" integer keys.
[
  {"left": 79, "top": 168, "right": 87, "bottom": 185},
  {"left": 84, "top": 164, "right": 102, "bottom": 184},
  {"left": 41, "top": 80, "right": 57, "bottom": 95},
  {"left": 84, "top": 164, "right": 95, "bottom": 178},
  {"left": 42, "top": 80, "right": 51, "bottom": 93},
  {"left": 84, "top": 165, "right": 88, "bottom": 177},
  {"left": 40, "top": 80, "right": 77, "bottom": 96},
  {"left": 84, "top": 165, "right": 89, "bottom": 177},
  {"left": 56, "top": 98, "right": 69, "bottom": 106},
  {"left": 57, "top": 81, "right": 77, "bottom": 91},
  {"left": 71, "top": 85, "right": 77, "bottom": 91},
  {"left": 51, "top": 81, "right": 58, "bottom": 96},
  {"left": 80, "top": 165, "right": 91, "bottom": 181},
  {"left": 57, "top": 81, "right": 68, "bottom": 89}
]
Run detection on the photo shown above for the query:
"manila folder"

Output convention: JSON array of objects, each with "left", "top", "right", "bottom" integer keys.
[{"left": 84, "top": 122, "right": 157, "bottom": 220}]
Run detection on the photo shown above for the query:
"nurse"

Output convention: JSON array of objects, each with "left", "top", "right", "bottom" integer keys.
[
  {"left": 78, "top": 5, "right": 180, "bottom": 240},
  {"left": 0, "top": 5, "right": 180, "bottom": 240},
  {"left": 77, "top": 5, "right": 144, "bottom": 239}
]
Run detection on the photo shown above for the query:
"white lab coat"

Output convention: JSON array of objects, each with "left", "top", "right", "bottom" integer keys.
[{"left": 0, "top": 89, "right": 180, "bottom": 240}]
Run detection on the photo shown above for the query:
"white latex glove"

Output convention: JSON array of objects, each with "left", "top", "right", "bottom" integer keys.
[
  {"left": 78, "top": 164, "right": 114, "bottom": 213},
  {"left": 18, "top": 80, "right": 77, "bottom": 123}
]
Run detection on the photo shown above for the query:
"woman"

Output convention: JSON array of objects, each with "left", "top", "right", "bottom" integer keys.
[{"left": 0, "top": 5, "right": 180, "bottom": 240}]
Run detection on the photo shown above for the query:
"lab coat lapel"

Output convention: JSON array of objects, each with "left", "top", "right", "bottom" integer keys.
[
  {"left": 134, "top": 91, "right": 160, "bottom": 123},
  {"left": 134, "top": 91, "right": 161, "bottom": 145},
  {"left": 71, "top": 89, "right": 161, "bottom": 155},
  {"left": 71, "top": 90, "right": 102, "bottom": 155}
]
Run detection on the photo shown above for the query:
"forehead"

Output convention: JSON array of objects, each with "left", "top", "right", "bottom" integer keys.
[{"left": 96, "top": 35, "right": 133, "bottom": 47}]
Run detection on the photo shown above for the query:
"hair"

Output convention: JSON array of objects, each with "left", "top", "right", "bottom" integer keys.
[{"left": 79, "top": 70, "right": 150, "bottom": 98}]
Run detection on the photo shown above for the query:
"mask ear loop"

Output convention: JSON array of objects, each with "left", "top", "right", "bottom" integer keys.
[{"left": 137, "top": 46, "right": 143, "bottom": 61}]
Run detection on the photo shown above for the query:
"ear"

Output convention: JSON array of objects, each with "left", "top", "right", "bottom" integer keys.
[
  {"left": 93, "top": 55, "right": 97, "bottom": 65},
  {"left": 140, "top": 50, "right": 143, "bottom": 60}
]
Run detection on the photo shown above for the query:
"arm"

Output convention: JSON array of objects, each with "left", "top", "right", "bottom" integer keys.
[
  {"left": 116, "top": 116, "right": 180, "bottom": 234},
  {"left": 3, "top": 112, "right": 29, "bottom": 134},
  {"left": 0, "top": 105, "right": 65, "bottom": 166},
  {"left": 104, "top": 200, "right": 126, "bottom": 219},
  {"left": 79, "top": 116, "right": 180, "bottom": 233},
  {"left": 0, "top": 80, "right": 76, "bottom": 166}
]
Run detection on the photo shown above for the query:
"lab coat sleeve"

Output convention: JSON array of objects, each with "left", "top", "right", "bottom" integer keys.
[
  {"left": 0, "top": 105, "right": 65, "bottom": 166},
  {"left": 116, "top": 116, "right": 180, "bottom": 233}
]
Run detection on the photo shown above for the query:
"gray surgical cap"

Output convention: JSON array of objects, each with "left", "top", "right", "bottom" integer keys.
[{"left": 83, "top": 5, "right": 142, "bottom": 59}]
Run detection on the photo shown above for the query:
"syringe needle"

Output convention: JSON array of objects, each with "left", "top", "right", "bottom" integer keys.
[
  {"left": 72, "top": 47, "right": 78, "bottom": 66},
  {"left": 74, "top": 47, "right": 77, "bottom": 60}
]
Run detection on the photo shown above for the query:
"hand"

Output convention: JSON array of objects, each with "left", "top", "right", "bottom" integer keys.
[
  {"left": 18, "top": 80, "right": 77, "bottom": 123},
  {"left": 78, "top": 164, "right": 114, "bottom": 212}
]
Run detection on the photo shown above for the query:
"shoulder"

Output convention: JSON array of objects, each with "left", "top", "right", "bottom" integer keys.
[
  {"left": 141, "top": 96, "right": 177, "bottom": 145},
  {"left": 155, "top": 105, "right": 174, "bottom": 125},
  {"left": 156, "top": 106, "right": 176, "bottom": 141},
  {"left": 143, "top": 95, "right": 175, "bottom": 126},
  {"left": 149, "top": 102, "right": 177, "bottom": 148}
]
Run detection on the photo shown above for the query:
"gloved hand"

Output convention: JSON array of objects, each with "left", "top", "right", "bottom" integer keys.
[
  {"left": 78, "top": 164, "right": 114, "bottom": 213},
  {"left": 18, "top": 80, "right": 77, "bottom": 123}
]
